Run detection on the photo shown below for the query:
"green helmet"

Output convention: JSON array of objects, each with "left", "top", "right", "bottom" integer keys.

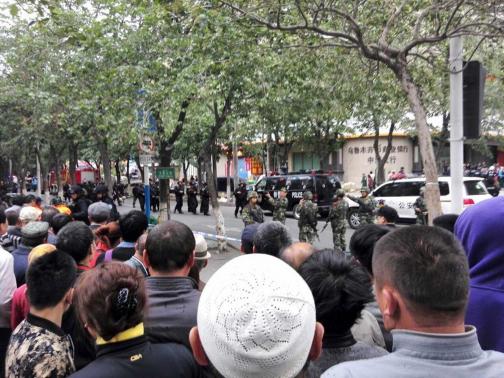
[
  {"left": 247, "top": 191, "right": 258, "bottom": 201},
  {"left": 334, "top": 189, "right": 345, "bottom": 199},
  {"left": 360, "top": 186, "right": 370, "bottom": 193},
  {"left": 303, "top": 191, "right": 313, "bottom": 200}
]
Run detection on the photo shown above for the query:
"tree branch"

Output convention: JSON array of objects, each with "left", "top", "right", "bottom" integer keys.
[{"left": 379, "top": 0, "right": 408, "bottom": 47}]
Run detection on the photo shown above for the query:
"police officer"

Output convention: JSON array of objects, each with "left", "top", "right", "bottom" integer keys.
[
  {"left": 69, "top": 185, "right": 92, "bottom": 224},
  {"left": 187, "top": 181, "right": 198, "bottom": 215},
  {"left": 414, "top": 187, "right": 428, "bottom": 225},
  {"left": 326, "top": 189, "right": 348, "bottom": 251},
  {"left": 242, "top": 191, "right": 264, "bottom": 226},
  {"left": 199, "top": 182, "right": 210, "bottom": 216},
  {"left": 94, "top": 184, "right": 119, "bottom": 221},
  {"left": 234, "top": 182, "right": 247, "bottom": 218},
  {"left": 348, "top": 186, "right": 376, "bottom": 226},
  {"left": 174, "top": 181, "right": 185, "bottom": 214},
  {"left": 298, "top": 191, "right": 318, "bottom": 244},
  {"left": 265, "top": 187, "right": 288, "bottom": 224}
]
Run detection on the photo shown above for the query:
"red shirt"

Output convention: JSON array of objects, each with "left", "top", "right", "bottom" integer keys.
[{"left": 10, "top": 284, "right": 29, "bottom": 330}]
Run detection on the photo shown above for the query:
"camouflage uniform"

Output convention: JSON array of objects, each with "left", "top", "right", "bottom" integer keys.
[
  {"left": 348, "top": 193, "right": 376, "bottom": 226},
  {"left": 327, "top": 199, "right": 348, "bottom": 251},
  {"left": 242, "top": 204, "right": 264, "bottom": 226},
  {"left": 6, "top": 314, "right": 75, "bottom": 378},
  {"left": 268, "top": 197, "right": 289, "bottom": 224},
  {"left": 298, "top": 195, "right": 318, "bottom": 244},
  {"left": 414, "top": 195, "right": 428, "bottom": 225}
]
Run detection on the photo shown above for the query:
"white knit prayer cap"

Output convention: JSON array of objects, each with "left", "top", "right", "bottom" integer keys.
[{"left": 197, "top": 253, "right": 316, "bottom": 378}]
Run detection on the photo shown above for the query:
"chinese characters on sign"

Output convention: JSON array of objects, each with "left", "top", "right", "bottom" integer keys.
[{"left": 348, "top": 145, "right": 409, "bottom": 165}]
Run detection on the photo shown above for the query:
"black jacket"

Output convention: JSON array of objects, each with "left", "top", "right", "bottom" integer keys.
[
  {"left": 69, "top": 335, "right": 199, "bottom": 378},
  {"left": 71, "top": 197, "right": 92, "bottom": 224}
]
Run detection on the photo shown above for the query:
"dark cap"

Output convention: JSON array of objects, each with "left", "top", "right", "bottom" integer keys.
[
  {"left": 70, "top": 185, "right": 83, "bottom": 195},
  {"left": 21, "top": 221, "right": 49, "bottom": 239}
]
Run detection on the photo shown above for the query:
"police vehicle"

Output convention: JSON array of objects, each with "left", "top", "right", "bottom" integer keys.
[
  {"left": 254, "top": 172, "right": 342, "bottom": 219},
  {"left": 346, "top": 176, "right": 492, "bottom": 229}
]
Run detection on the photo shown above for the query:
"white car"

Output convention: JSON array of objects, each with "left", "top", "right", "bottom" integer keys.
[{"left": 346, "top": 176, "right": 492, "bottom": 229}]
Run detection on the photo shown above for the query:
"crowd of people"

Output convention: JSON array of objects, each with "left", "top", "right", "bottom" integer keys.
[{"left": 0, "top": 183, "right": 503, "bottom": 377}]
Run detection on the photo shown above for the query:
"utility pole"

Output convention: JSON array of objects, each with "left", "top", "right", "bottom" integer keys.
[{"left": 449, "top": 37, "right": 464, "bottom": 214}]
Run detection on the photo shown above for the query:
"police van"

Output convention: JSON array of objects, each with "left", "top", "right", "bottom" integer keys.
[{"left": 254, "top": 172, "right": 342, "bottom": 219}]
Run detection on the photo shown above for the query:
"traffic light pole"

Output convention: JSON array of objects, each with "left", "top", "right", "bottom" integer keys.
[
  {"left": 144, "top": 165, "right": 151, "bottom": 221},
  {"left": 449, "top": 36, "right": 464, "bottom": 214}
]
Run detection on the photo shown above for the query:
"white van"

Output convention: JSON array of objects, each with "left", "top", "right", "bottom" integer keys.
[{"left": 346, "top": 177, "right": 492, "bottom": 229}]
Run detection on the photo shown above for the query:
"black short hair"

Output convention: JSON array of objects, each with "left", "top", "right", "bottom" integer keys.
[
  {"left": 433, "top": 214, "right": 459, "bottom": 234},
  {"left": 0, "top": 208, "right": 5, "bottom": 224},
  {"left": 26, "top": 250, "right": 76, "bottom": 309},
  {"left": 299, "top": 249, "right": 373, "bottom": 334},
  {"left": 5, "top": 210, "right": 19, "bottom": 226},
  {"left": 376, "top": 206, "right": 398, "bottom": 224},
  {"left": 57, "top": 221, "right": 94, "bottom": 263},
  {"left": 24, "top": 194, "right": 36, "bottom": 204},
  {"left": 51, "top": 213, "right": 73, "bottom": 235},
  {"left": 119, "top": 210, "right": 148, "bottom": 242},
  {"left": 253, "top": 221, "right": 292, "bottom": 257},
  {"left": 41, "top": 207, "right": 59, "bottom": 224},
  {"left": 373, "top": 226, "right": 469, "bottom": 317},
  {"left": 349, "top": 224, "right": 390, "bottom": 276},
  {"left": 146, "top": 221, "right": 195, "bottom": 273},
  {"left": 241, "top": 223, "right": 260, "bottom": 254},
  {"left": 12, "top": 195, "right": 24, "bottom": 206}
]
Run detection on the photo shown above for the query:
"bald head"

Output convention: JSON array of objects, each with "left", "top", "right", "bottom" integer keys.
[{"left": 280, "top": 242, "right": 315, "bottom": 271}]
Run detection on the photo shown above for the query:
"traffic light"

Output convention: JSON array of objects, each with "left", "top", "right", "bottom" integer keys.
[{"left": 463, "top": 61, "right": 486, "bottom": 139}]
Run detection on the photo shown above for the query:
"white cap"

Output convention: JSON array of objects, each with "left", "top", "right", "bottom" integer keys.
[
  {"left": 19, "top": 206, "right": 42, "bottom": 223},
  {"left": 194, "top": 234, "right": 211, "bottom": 260},
  {"left": 197, "top": 254, "right": 316, "bottom": 378}
]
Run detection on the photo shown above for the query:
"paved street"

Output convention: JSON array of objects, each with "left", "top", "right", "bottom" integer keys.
[{"left": 117, "top": 196, "right": 356, "bottom": 281}]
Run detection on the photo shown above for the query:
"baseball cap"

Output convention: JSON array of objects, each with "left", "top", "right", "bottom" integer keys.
[{"left": 197, "top": 254, "right": 316, "bottom": 378}]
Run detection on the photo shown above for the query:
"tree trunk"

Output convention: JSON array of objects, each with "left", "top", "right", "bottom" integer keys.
[
  {"left": 96, "top": 136, "right": 113, "bottom": 194},
  {"left": 182, "top": 160, "right": 188, "bottom": 183},
  {"left": 115, "top": 159, "right": 121, "bottom": 185},
  {"left": 69, "top": 142, "right": 78, "bottom": 185},
  {"left": 232, "top": 139, "right": 239, "bottom": 195},
  {"left": 54, "top": 150, "right": 62, "bottom": 197},
  {"left": 204, "top": 153, "right": 226, "bottom": 253},
  {"left": 35, "top": 142, "right": 42, "bottom": 198},
  {"left": 212, "top": 146, "right": 218, "bottom": 188},
  {"left": 396, "top": 65, "right": 442, "bottom": 223},
  {"left": 374, "top": 121, "right": 395, "bottom": 186},
  {"left": 157, "top": 99, "right": 190, "bottom": 223},
  {"left": 226, "top": 157, "right": 232, "bottom": 203},
  {"left": 134, "top": 155, "right": 144, "bottom": 183},
  {"left": 126, "top": 158, "right": 131, "bottom": 185}
]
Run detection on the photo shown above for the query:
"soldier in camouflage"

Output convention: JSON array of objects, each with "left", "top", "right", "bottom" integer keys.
[
  {"left": 242, "top": 191, "right": 264, "bottom": 226},
  {"left": 265, "top": 187, "right": 289, "bottom": 224},
  {"left": 414, "top": 187, "right": 428, "bottom": 225},
  {"left": 298, "top": 191, "right": 319, "bottom": 244},
  {"left": 326, "top": 189, "right": 348, "bottom": 251},
  {"left": 348, "top": 186, "right": 376, "bottom": 226}
]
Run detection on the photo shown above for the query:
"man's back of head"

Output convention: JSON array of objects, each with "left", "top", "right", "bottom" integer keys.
[
  {"left": 373, "top": 226, "right": 469, "bottom": 329},
  {"left": 349, "top": 224, "right": 390, "bottom": 276},
  {"left": 145, "top": 220, "right": 195, "bottom": 275},
  {"left": 280, "top": 242, "right": 315, "bottom": 271},
  {"left": 26, "top": 250, "right": 77, "bottom": 311},
  {"left": 56, "top": 221, "right": 94, "bottom": 265},
  {"left": 189, "top": 254, "right": 323, "bottom": 378},
  {"left": 300, "top": 249, "right": 373, "bottom": 335},
  {"left": 376, "top": 206, "right": 398, "bottom": 225},
  {"left": 50, "top": 214, "right": 72, "bottom": 235},
  {"left": 119, "top": 210, "right": 148, "bottom": 243},
  {"left": 88, "top": 202, "right": 111, "bottom": 225},
  {"left": 253, "top": 221, "right": 292, "bottom": 257},
  {"left": 40, "top": 207, "right": 59, "bottom": 224}
]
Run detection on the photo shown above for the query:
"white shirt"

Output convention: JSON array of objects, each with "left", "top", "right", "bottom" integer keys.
[{"left": 0, "top": 246, "right": 16, "bottom": 328}]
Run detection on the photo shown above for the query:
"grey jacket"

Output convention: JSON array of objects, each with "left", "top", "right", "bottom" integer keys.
[
  {"left": 144, "top": 276, "right": 200, "bottom": 348},
  {"left": 322, "top": 326, "right": 504, "bottom": 378}
]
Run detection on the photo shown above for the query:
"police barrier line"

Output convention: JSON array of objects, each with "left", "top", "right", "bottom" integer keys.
[{"left": 193, "top": 231, "right": 242, "bottom": 243}]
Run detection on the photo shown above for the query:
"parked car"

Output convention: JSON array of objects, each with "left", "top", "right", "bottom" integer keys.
[
  {"left": 254, "top": 172, "right": 342, "bottom": 219},
  {"left": 346, "top": 176, "right": 492, "bottom": 229}
]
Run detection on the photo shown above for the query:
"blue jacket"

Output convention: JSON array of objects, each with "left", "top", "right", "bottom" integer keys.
[
  {"left": 455, "top": 196, "right": 504, "bottom": 352},
  {"left": 12, "top": 244, "right": 32, "bottom": 287}
]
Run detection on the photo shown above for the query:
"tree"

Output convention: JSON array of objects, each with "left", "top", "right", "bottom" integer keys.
[{"left": 221, "top": 0, "right": 504, "bottom": 221}]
